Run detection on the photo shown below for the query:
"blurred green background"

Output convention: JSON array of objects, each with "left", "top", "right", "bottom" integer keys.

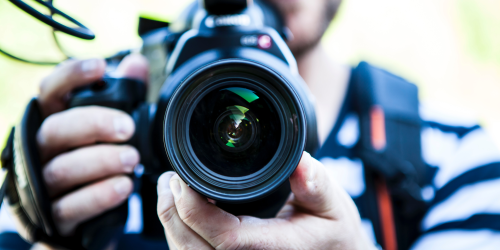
[{"left": 0, "top": 0, "right": 499, "bottom": 153}]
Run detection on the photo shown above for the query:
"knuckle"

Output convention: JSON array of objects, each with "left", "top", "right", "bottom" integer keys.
[
  {"left": 181, "top": 245, "right": 209, "bottom": 250},
  {"left": 177, "top": 244, "right": 194, "bottom": 250},
  {"left": 92, "top": 194, "right": 111, "bottom": 212},
  {"left": 38, "top": 114, "right": 60, "bottom": 145},
  {"left": 39, "top": 60, "right": 77, "bottom": 93},
  {"left": 43, "top": 158, "right": 67, "bottom": 187},
  {"left": 89, "top": 184, "right": 120, "bottom": 212},
  {"left": 85, "top": 107, "right": 116, "bottom": 138},
  {"left": 52, "top": 201, "right": 69, "bottom": 224},
  {"left": 39, "top": 76, "right": 50, "bottom": 95},
  {"left": 214, "top": 231, "right": 243, "bottom": 250},
  {"left": 72, "top": 180, "right": 124, "bottom": 216},
  {"left": 109, "top": 177, "right": 133, "bottom": 202},
  {"left": 178, "top": 203, "right": 198, "bottom": 226},
  {"left": 158, "top": 205, "right": 177, "bottom": 227},
  {"left": 96, "top": 145, "right": 124, "bottom": 171}
]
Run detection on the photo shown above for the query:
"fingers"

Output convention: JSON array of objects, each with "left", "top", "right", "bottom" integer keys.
[
  {"left": 157, "top": 172, "right": 213, "bottom": 250},
  {"left": 52, "top": 175, "right": 133, "bottom": 235},
  {"left": 158, "top": 153, "right": 368, "bottom": 250},
  {"left": 288, "top": 151, "right": 341, "bottom": 219},
  {"left": 39, "top": 59, "right": 107, "bottom": 117},
  {"left": 167, "top": 174, "right": 242, "bottom": 249},
  {"left": 111, "top": 53, "right": 149, "bottom": 83},
  {"left": 165, "top": 174, "right": 305, "bottom": 249},
  {"left": 43, "top": 144, "right": 139, "bottom": 197},
  {"left": 30, "top": 242, "right": 62, "bottom": 250},
  {"left": 38, "top": 54, "right": 149, "bottom": 118},
  {"left": 37, "top": 106, "right": 134, "bottom": 162}
]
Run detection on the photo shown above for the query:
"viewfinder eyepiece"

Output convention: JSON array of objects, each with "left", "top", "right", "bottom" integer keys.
[{"left": 203, "top": 0, "right": 252, "bottom": 15}]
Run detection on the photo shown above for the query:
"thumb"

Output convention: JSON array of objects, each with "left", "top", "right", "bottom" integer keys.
[{"left": 289, "top": 152, "right": 343, "bottom": 219}]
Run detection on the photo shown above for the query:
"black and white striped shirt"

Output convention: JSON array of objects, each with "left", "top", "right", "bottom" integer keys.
[{"left": 316, "top": 90, "right": 500, "bottom": 249}]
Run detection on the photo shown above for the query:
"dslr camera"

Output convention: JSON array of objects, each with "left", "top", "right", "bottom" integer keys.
[{"left": 2, "top": 0, "right": 318, "bottom": 249}]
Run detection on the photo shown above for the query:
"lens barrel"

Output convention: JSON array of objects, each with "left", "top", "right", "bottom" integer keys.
[{"left": 164, "top": 59, "right": 307, "bottom": 203}]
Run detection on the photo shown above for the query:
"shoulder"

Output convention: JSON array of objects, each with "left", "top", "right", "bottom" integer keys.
[
  {"left": 420, "top": 101, "right": 479, "bottom": 132},
  {"left": 416, "top": 102, "right": 500, "bottom": 248},
  {"left": 419, "top": 101, "right": 499, "bottom": 188}
]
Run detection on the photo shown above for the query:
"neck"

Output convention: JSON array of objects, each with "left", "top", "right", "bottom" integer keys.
[{"left": 295, "top": 44, "right": 351, "bottom": 146}]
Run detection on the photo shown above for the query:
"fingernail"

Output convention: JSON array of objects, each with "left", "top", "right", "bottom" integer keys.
[
  {"left": 114, "top": 116, "right": 134, "bottom": 140},
  {"left": 303, "top": 152, "right": 316, "bottom": 191},
  {"left": 120, "top": 149, "right": 139, "bottom": 172},
  {"left": 114, "top": 178, "right": 132, "bottom": 198},
  {"left": 302, "top": 152, "right": 313, "bottom": 175},
  {"left": 170, "top": 176, "right": 181, "bottom": 201},
  {"left": 81, "top": 59, "right": 101, "bottom": 77},
  {"left": 306, "top": 153, "right": 315, "bottom": 181},
  {"left": 157, "top": 172, "right": 174, "bottom": 195}
]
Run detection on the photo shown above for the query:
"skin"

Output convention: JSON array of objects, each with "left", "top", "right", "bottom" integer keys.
[
  {"left": 158, "top": 153, "right": 375, "bottom": 250},
  {"left": 268, "top": 0, "right": 351, "bottom": 144},
  {"left": 29, "top": 0, "right": 372, "bottom": 249},
  {"left": 35, "top": 55, "right": 148, "bottom": 236}
]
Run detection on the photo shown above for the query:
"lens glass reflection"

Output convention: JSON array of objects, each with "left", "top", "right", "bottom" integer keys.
[{"left": 189, "top": 85, "right": 281, "bottom": 177}]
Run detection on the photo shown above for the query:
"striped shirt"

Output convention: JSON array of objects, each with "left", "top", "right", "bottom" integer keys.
[{"left": 316, "top": 91, "right": 500, "bottom": 249}]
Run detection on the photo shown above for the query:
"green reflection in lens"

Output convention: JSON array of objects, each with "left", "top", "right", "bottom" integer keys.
[
  {"left": 216, "top": 105, "right": 257, "bottom": 150},
  {"left": 225, "top": 87, "right": 260, "bottom": 103},
  {"left": 227, "top": 105, "right": 249, "bottom": 128}
]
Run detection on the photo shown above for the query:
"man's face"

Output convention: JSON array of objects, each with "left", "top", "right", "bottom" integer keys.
[{"left": 265, "top": 0, "right": 341, "bottom": 58}]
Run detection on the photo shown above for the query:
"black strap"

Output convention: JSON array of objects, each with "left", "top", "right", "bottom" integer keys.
[
  {"left": 0, "top": 128, "right": 15, "bottom": 210},
  {"left": 351, "top": 62, "right": 427, "bottom": 249}
]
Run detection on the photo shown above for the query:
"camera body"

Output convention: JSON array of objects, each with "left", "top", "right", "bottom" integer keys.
[{"left": 70, "top": 0, "right": 318, "bottom": 243}]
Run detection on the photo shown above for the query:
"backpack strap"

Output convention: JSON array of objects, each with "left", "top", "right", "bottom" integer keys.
[{"left": 351, "top": 62, "right": 427, "bottom": 249}]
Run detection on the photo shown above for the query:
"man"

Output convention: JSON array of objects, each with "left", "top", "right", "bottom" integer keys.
[{"left": 3, "top": 0, "right": 500, "bottom": 249}]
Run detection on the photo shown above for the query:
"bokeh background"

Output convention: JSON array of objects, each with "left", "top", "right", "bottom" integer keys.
[{"left": 0, "top": 0, "right": 499, "bottom": 152}]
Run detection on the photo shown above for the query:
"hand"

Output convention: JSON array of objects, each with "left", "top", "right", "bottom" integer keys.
[
  {"left": 157, "top": 152, "right": 376, "bottom": 250},
  {"left": 35, "top": 54, "right": 148, "bottom": 235}
]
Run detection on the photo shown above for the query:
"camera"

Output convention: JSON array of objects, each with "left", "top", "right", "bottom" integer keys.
[
  {"left": 4, "top": 0, "right": 318, "bottom": 246},
  {"left": 71, "top": 0, "right": 317, "bottom": 212}
]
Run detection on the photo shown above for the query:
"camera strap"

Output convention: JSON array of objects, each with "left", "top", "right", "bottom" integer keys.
[
  {"left": 351, "top": 62, "right": 427, "bottom": 250},
  {"left": 0, "top": 128, "right": 15, "bottom": 210},
  {"left": 0, "top": 98, "right": 128, "bottom": 250},
  {"left": 0, "top": 99, "right": 67, "bottom": 246}
]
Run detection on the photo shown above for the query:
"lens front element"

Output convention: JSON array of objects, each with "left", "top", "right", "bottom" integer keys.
[
  {"left": 215, "top": 105, "right": 257, "bottom": 152},
  {"left": 190, "top": 86, "right": 281, "bottom": 177}
]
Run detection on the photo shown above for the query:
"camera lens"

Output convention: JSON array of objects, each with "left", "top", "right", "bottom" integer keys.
[
  {"left": 164, "top": 59, "right": 310, "bottom": 203},
  {"left": 189, "top": 86, "right": 281, "bottom": 177}
]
